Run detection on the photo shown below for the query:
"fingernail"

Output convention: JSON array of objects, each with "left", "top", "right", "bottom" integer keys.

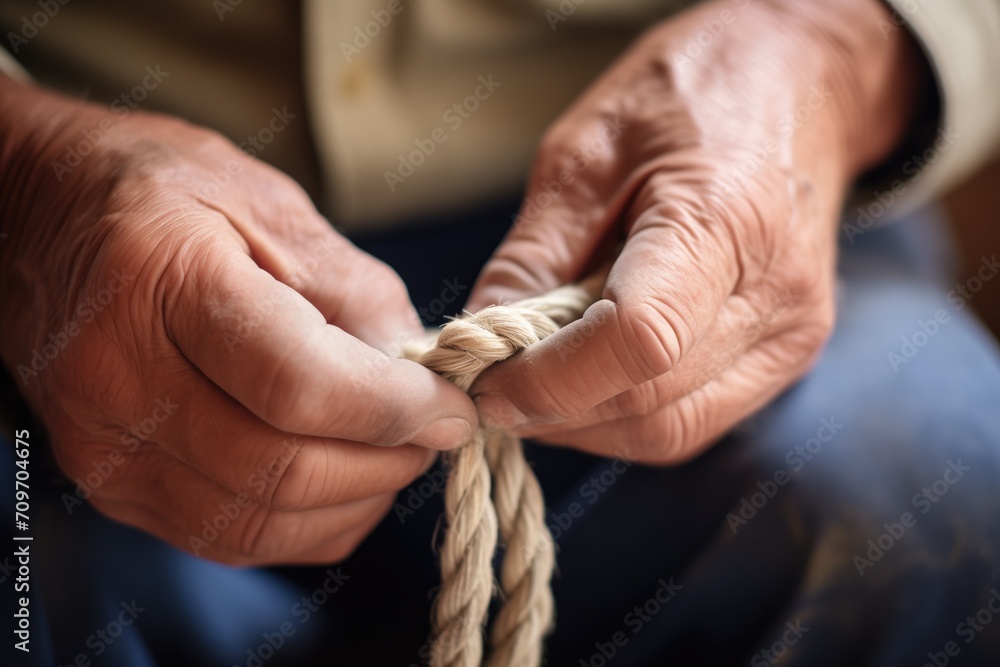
[
  {"left": 411, "top": 417, "right": 473, "bottom": 450},
  {"left": 474, "top": 393, "right": 530, "bottom": 431}
]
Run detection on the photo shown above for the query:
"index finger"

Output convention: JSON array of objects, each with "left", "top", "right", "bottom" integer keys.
[
  {"left": 471, "top": 193, "right": 738, "bottom": 429},
  {"left": 163, "top": 228, "right": 476, "bottom": 450}
]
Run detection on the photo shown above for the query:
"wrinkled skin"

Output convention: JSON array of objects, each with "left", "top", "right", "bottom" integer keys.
[
  {"left": 0, "top": 84, "right": 477, "bottom": 565},
  {"left": 0, "top": 0, "right": 925, "bottom": 565},
  {"left": 470, "top": 0, "right": 926, "bottom": 463}
]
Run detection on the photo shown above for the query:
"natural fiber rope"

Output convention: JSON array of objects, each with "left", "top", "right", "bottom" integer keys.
[{"left": 402, "top": 272, "right": 605, "bottom": 667}]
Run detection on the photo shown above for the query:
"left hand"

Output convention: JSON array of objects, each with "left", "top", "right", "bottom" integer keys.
[{"left": 468, "top": 0, "right": 928, "bottom": 463}]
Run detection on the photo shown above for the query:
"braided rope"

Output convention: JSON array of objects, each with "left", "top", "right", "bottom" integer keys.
[{"left": 404, "top": 276, "right": 604, "bottom": 667}]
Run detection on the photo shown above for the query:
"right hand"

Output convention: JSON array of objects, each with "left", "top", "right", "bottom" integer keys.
[{"left": 0, "top": 76, "right": 476, "bottom": 565}]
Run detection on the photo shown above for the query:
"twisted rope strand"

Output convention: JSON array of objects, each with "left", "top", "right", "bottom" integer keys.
[
  {"left": 431, "top": 432, "right": 497, "bottom": 667},
  {"left": 406, "top": 271, "right": 605, "bottom": 667},
  {"left": 484, "top": 429, "right": 554, "bottom": 667}
]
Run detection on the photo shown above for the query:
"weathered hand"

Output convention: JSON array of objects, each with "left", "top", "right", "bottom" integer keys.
[
  {"left": 469, "top": 0, "right": 926, "bottom": 463},
  {"left": 0, "top": 77, "right": 476, "bottom": 564}
]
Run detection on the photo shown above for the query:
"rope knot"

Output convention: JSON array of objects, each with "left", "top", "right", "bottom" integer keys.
[{"left": 417, "top": 306, "right": 558, "bottom": 391}]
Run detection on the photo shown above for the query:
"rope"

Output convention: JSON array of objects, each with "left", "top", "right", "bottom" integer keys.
[{"left": 403, "top": 273, "right": 605, "bottom": 667}]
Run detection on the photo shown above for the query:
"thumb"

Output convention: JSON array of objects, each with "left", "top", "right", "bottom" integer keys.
[{"left": 467, "top": 114, "right": 634, "bottom": 311}]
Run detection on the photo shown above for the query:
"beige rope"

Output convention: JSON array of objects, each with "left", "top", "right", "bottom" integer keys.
[{"left": 403, "top": 273, "right": 605, "bottom": 667}]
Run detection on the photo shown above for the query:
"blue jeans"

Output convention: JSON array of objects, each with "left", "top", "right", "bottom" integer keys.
[{"left": 4, "top": 202, "right": 1000, "bottom": 666}]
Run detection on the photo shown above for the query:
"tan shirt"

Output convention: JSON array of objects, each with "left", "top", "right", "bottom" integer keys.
[{"left": 2, "top": 0, "right": 999, "bottom": 230}]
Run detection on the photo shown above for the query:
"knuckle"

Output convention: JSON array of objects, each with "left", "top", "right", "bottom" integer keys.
[
  {"left": 610, "top": 380, "right": 662, "bottom": 419},
  {"left": 614, "top": 299, "right": 687, "bottom": 380},
  {"left": 633, "top": 414, "right": 681, "bottom": 463},
  {"left": 259, "top": 353, "right": 326, "bottom": 434},
  {"left": 259, "top": 442, "right": 325, "bottom": 511},
  {"left": 363, "top": 254, "right": 406, "bottom": 289},
  {"left": 782, "top": 258, "right": 823, "bottom": 302},
  {"left": 533, "top": 125, "right": 600, "bottom": 188},
  {"left": 523, "top": 377, "right": 584, "bottom": 422},
  {"left": 236, "top": 506, "right": 287, "bottom": 562},
  {"left": 478, "top": 253, "right": 550, "bottom": 302},
  {"left": 773, "top": 228, "right": 828, "bottom": 301},
  {"left": 184, "top": 123, "right": 241, "bottom": 159},
  {"left": 350, "top": 258, "right": 411, "bottom": 310},
  {"left": 259, "top": 386, "right": 310, "bottom": 434},
  {"left": 784, "top": 291, "right": 836, "bottom": 368},
  {"left": 535, "top": 127, "right": 573, "bottom": 168},
  {"left": 253, "top": 162, "right": 313, "bottom": 202},
  {"left": 63, "top": 327, "right": 135, "bottom": 409},
  {"left": 631, "top": 402, "right": 706, "bottom": 466}
]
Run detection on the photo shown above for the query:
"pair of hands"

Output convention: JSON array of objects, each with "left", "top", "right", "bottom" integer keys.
[{"left": 0, "top": 0, "right": 923, "bottom": 564}]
